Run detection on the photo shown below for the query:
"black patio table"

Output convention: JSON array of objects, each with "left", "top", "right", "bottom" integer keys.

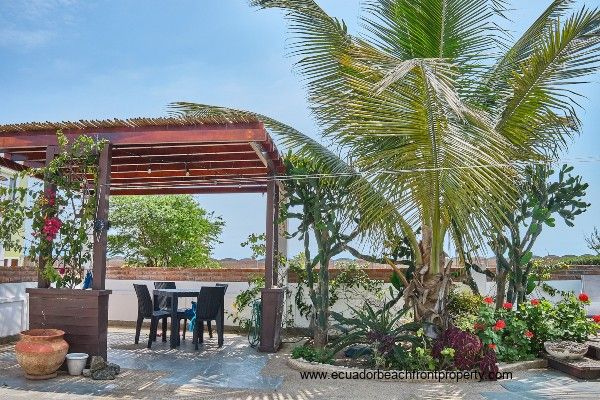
[{"left": 153, "top": 288, "right": 199, "bottom": 349}]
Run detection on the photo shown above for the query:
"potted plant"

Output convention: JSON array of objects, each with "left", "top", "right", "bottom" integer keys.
[{"left": 0, "top": 131, "right": 111, "bottom": 364}]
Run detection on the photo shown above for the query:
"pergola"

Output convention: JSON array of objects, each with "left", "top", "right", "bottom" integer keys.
[{"left": 0, "top": 116, "right": 287, "bottom": 355}]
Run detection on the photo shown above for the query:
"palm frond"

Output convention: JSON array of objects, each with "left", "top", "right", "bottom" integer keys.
[
  {"left": 495, "top": 7, "right": 600, "bottom": 155},
  {"left": 168, "top": 101, "right": 422, "bottom": 260},
  {"left": 482, "top": 0, "right": 578, "bottom": 107}
]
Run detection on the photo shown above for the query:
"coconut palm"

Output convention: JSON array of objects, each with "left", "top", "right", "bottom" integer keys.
[{"left": 171, "top": 0, "right": 600, "bottom": 326}]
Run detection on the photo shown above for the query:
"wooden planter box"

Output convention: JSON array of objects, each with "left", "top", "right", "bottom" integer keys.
[{"left": 26, "top": 288, "right": 111, "bottom": 363}]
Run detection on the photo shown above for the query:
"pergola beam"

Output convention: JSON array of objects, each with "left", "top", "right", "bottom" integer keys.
[
  {"left": 7, "top": 143, "right": 256, "bottom": 160},
  {"left": 110, "top": 186, "right": 267, "bottom": 195},
  {"left": 0, "top": 123, "right": 266, "bottom": 150},
  {"left": 0, "top": 156, "right": 28, "bottom": 172},
  {"left": 108, "top": 167, "right": 268, "bottom": 180}
]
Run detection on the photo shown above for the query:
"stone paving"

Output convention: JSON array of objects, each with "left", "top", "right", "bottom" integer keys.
[{"left": 0, "top": 328, "right": 599, "bottom": 399}]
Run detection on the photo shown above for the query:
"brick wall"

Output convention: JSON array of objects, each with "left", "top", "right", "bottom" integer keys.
[
  {"left": 549, "top": 265, "right": 600, "bottom": 280},
  {"left": 4, "top": 263, "right": 596, "bottom": 284},
  {"left": 0, "top": 265, "right": 37, "bottom": 284},
  {"left": 106, "top": 265, "right": 395, "bottom": 283}
]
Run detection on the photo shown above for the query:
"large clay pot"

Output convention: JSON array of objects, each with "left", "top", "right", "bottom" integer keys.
[{"left": 15, "top": 329, "right": 69, "bottom": 379}]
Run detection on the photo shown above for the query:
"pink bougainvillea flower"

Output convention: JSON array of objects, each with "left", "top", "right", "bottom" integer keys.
[
  {"left": 525, "top": 330, "right": 534, "bottom": 339},
  {"left": 530, "top": 299, "right": 540, "bottom": 306},
  {"left": 43, "top": 189, "right": 56, "bottom": 206},
  {"left": 592, "top": 315, "right": 600, "bottom": 323},
  {"left": 579, "top": 293, "right": 590, "bottom": 302},
  {"left": 483, "top": 296, "right": 494, "bottom": 304},
  {"left": 493, "top": 320, "right": 506, "bottom": 331},
  {"left": 503, "top": 302, "right": 513, "bottom": 310},
  {"left": 42, "top": 216, "right": 62, "bottom": 241},
  {"left": 58, "top": 267, "right": 65, "bottom": 275}
]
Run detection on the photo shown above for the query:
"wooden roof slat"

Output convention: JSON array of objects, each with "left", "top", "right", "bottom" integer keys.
[{"left": 0, "top": 115, "right": 263, "bottom": 135}]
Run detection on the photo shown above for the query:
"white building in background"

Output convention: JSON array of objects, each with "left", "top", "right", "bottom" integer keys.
[{"left": 0, "top": 166, "right": 26, "bottom": 266}]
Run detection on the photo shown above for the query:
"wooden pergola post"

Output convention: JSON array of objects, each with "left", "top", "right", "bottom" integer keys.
[
  {"left": 92, "top": 143, "right": 112, "bottom": 290},
  {"left": 259, "top": 178, "right": 285, "bottom": 353},
  {"left": 264, "top": 179, "right": 276, "bottom": 289},
  {"left": 37, "top": 145, "right": 58, "bottom": 288}
]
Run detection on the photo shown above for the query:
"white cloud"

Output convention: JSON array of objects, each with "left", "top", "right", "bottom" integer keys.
[
  {"left": 0, "top": 0, "right": 78, "bottom": 49},
  {"left": 13, "top": 0, "right": 78, "bottom": 20},
  {"left": 0, "top": 28, "right": 54, "bottom": 49}
]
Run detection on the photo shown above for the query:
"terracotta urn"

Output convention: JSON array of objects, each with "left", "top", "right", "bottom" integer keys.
[{"left": 15, "top": 329, "right": 69, "bottom": 379}]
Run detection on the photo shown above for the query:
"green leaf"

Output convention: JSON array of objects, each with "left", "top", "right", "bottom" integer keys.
[
  {"left": 520, "top": 251, "right": 533, "bottom": 266},
  {"left": 526, "top": 276, "right": 537, "bottom": 294},
  {"left": 390, "top": 271, "right": 403, "bottom": 290}
]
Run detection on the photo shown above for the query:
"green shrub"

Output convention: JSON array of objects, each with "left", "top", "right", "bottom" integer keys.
[
  {"left": 331, "top": 303, "right": 420, "bottom": 369},
  {"left": 291, "top": 345, "right": 334, "bottom": 364},
  {"left": 473, "top": 294, "right": 600, "bottom": 362},
  {"left": 560, "top": 255, "right": 600, "bottom": 265},
  {"left": 447, "top": 289, "right": 482, "bottom": 318},
  {"left": 548, "top": 293, "right": 598, "bottom": 342},
  {"left": 476, "top": 299, "right": 535, "bottom": 362}
]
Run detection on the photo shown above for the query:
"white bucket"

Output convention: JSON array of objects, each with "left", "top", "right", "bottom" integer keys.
[{"left": 66, "top": 353, "right": 89, "bottom": 376}]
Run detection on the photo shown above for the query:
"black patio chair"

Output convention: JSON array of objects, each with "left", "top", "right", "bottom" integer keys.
[
  {"left": 133, "top": 283, "right": 169, "bottom": 347},
  {"left": 192, "top": 286, "right": 226, "bottom": 349},
  {"left": 207, "top": 283, "right": 228, "bottom": 339},
  {"left": 153, "top": 281, "right": 188, "bottom": 340}
]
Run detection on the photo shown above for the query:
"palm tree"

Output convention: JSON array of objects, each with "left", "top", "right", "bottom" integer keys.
[{"left": 171, "top": 0, "right": 600, "bottom": 327}]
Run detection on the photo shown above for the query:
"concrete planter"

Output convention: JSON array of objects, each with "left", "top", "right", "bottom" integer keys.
[{"left": 15, "top": 329, "right": 69, "bottom": 380}]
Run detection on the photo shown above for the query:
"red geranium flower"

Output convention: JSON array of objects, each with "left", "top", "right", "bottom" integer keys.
[
  {"left": 493, "top": 320, "right": 506, "bottom": 331},
  {"left": 579, "top": 293, "right": 590, "bottom": 302},
  {"left": 524, "top": 330, "right": 534, "bottom": 339},
  {"left": 530, "top": 299, "right": 540, "bottom": 306},
  {"left": 488, "top": 343, "right": 497, "bottom": 350},
  {"left": 503, "top": 302, "right": 513, "bottom": 310},
  {"left": 592, "top": 315, "right": 600, "bottom": 323},
  {"left": 483, "top": 296, "right": 494, "bottom": 304}
]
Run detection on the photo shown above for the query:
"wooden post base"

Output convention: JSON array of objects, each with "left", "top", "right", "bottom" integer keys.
[{"left": 258, "top": 288, "right": 284, "bottom": 353}]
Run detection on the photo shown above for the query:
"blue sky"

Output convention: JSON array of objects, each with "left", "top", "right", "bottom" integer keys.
[{"left": 1, "top": 1, "right": 599, "bottom": 259}]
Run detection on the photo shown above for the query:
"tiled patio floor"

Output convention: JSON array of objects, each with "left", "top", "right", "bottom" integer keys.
[
  {"left": 1, "top": 328, "right": 600, "bottom": 399},
  {"left": 0, "top": 328, "right": 282, "bottom": 399}
]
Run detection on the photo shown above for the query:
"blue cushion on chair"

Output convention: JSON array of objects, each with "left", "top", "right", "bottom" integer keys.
[{"left": 186, "top": 301, "right": 197, "bottom": 331}]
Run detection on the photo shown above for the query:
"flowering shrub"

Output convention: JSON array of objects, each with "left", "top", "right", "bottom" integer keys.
[
  {"left": 472, "top": 293, "right": 600, "bottom": 361},
  {"left": 476, "top": 300, "right": 534, "bottom": 362},
  {"left": 0, "top": 131, "right": 105, "bottom": 288},
  {"left": 549, "top": 293, "right": 597, "bottom": 342}
]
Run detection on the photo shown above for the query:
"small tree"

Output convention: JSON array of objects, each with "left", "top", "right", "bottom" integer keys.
[
  {"left": 282, "top": 154, "right": 362, "bottom": 348},
  {"left": 108, "top": 195, "right": 224, "bottom": 268},
  {"left": 488, "top": 164, "right": 589, "bottom": 307},
  {"left": 586, "top": 228, "right": 600, "bottom": 255}
]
